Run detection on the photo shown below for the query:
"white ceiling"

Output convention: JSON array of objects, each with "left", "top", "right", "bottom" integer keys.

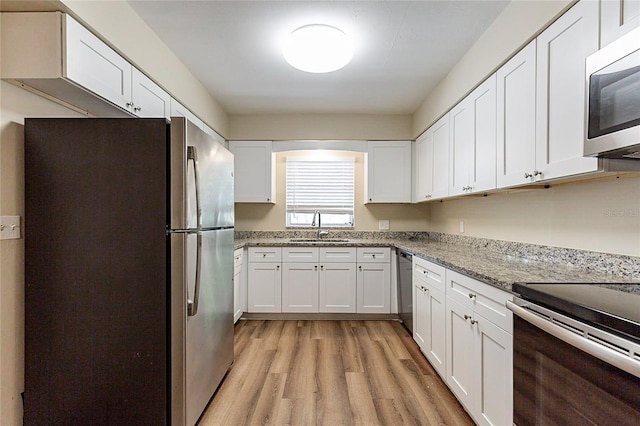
[{"left": 125, "top": 1, "right": 509, "bottom": 115}]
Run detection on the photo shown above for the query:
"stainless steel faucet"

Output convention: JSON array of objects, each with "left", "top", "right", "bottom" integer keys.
[{"left": 311, "top": 210, "right": 328, "bottom": 239}]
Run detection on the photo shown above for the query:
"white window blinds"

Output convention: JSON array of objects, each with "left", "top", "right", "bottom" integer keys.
[{"left": 286, "top": 157, "right": 355, "bottom": 227}]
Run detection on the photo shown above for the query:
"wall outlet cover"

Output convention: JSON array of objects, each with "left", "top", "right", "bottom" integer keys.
[{"left": 379, "top": 220, "right": 390, "bottom": 230}]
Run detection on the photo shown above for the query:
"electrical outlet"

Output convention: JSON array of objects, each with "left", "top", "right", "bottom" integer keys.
[
  {"left": 0, "top": 216, "right": 21, "bottom": 240},
  {"left": 459, "top": 221, "right": 465, "bottom": 233},
  {"left": 379, "top": 220, "right": 390, "bottom": 230}
]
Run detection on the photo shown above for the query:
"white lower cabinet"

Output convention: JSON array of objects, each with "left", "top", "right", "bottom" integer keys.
[
  {"left": 356, "top": 247, "right": 391, "bottom": 313},
  {"left": 319, "top": 262, "right": 357, "bottom": 313},
  {"left": 445, "top": 270, "right": 513, "bottom": 426},
  {"left": 233, "top": 248, "right": 244, "bottom": 323},
  {"left": 282, "top": 247, "right": 320, "bottom": 313},
  {"left": 247, "top": 247, "right": 282, "bottom": 313}
]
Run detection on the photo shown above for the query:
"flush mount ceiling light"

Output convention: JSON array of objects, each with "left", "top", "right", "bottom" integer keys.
[{"left": 283, "top": 24, "right": 353, "bottom": 73}]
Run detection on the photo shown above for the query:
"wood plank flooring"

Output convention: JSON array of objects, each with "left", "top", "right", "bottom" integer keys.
[{"left": 199, "top": 320, "right": 473, "bottom": 426}]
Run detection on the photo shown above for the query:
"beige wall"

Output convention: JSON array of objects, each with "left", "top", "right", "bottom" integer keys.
[
  {"left": 430, "top": 175, "right": 640, "bottom": 256},
  {"left": 412, "top": 0, "right": 572, "bottom": 137},
  {"left": 229, "top": 113, "right": 413, "bottom": 141},
  {"left": 0, "top": 81, "right": 85, "bottom": 425},
  {"left": 235, "top": 150, "right": 430, "bottom": 231}
]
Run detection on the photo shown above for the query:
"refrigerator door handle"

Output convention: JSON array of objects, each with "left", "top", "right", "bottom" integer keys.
[
  {"left": 187, "top": 145, "right": 201, "bottom": 229},
  {"left": 187, "top": 232, "right": 203, "bottom": 316}
]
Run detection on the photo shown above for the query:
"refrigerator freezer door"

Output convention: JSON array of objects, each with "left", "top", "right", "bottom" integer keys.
[
  {"left": 170, "top": 117, "right": 234, "bottom": 231},
  {"left": 185, "top": 228, "right": 235, "bottom": 426}
]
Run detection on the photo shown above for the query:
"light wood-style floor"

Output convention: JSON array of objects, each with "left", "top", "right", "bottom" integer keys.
[{"left": 199, "top": 320, "right": 473, "bottom": 425}]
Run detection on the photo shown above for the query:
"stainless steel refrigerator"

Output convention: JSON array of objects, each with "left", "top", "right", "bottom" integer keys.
[{"left": 24, "top": 117, "right": 234, "bottom": 425}]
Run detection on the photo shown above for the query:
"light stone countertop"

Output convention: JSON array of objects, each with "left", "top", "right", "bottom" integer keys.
[{"left": 234, "top": 237, "right": 640, "bottom": 294}]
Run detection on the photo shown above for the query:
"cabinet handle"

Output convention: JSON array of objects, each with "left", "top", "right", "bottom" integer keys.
[
  {"left": 423, "top": 270, "right": 427, "bottom": 275},
  {"left": 315, "top": 265, "right": 318, "bottom": 270},
  {"left": 372, "top": 254, "right": 376, "bottom": 258},
  {"left": 276, "top": 265, "right": 280, "bottom": 270},
  {"left": 524, "top": 171, "right": 533, "bottom": 179},
  {"left": 471, "top": 319, "right": 478, "bottom": 325},
  {"left": 320, "top": 265, "right": 324, "bottom": 270},
  {"left": 369, "top": 197, "right": 372, "bottom": 201},
  {"left": 533, "top": 170, "right": 542, "bottom": 177},
  {"left": 464, "top": 314, "right": 471, "bottom": 321},
  {"left": 468, "top": 293, "right": 476, "bottom": 299},
  {"left": 133, "top": 106, "right": 142, "bottom": 113},
  {"left": 126, "top": 101, "right": 134, "bottom": 108},
  {"left": 359, "top": 266, "right": 362, "bottom": 271},
  {"left": 267, "top": 197, "right": 270, "bottom": 202},
  {"left": 262, "top": 253, "right": 266, "bottom": 258}
]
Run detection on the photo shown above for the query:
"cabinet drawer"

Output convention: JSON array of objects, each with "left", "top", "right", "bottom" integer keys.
[
  {"left": 413, "top": 256, "right": 446, "bottom": 293},
  {"left": 283, "top": 247, "right": 319, "bottom": 262},
  {"left": 319, "top": 247, "right": 357, "bottom": 263},
  {"left": 248, "top": 247, "right": 282, "bottom": 262},
  {"left": 356, "top": 247, "right": 390, "bottom": 263},
  {"left": 446, "top": 270, "right": 512, "bottom": 332}
]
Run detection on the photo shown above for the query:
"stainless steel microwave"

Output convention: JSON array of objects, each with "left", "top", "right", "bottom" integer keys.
[{"left": 584, "top": 26, "right": 640, "bottom": 159}]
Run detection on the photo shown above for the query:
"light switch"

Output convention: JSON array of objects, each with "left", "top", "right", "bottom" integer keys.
[
  {"left": 0, "top": 216, "right": 21, "bottom": 240},
  {"left": 379, "top": 220, "right": 390, "bottom": 230}
]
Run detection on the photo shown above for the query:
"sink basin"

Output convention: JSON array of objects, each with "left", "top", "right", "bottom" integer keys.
[{"left": 288, "top": 238, "right": 350, "bottom": 243}]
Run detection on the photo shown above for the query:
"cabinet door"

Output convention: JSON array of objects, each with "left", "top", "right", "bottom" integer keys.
[
  {"left": 356, "top": 263, "right": 391, "bottom": 313},
  {"left": 365, "top": 141, "right": 412, "bottom": 203},
  {"left": 319, "top": 263, "right": 357, "bottom": 313},
  {"left": 415, "top": 131, "right": 434, "bottom": 202},
  {"left": 431, "top": 114, "right": 450, "bottom": 200},
  {"left": 229, "top": 141, "right": 275, "bottom": 203},
  {"left": 131, "top": 68, "right": 171, "bottom": 118},
  {"left": 426, "top": 287, "right": 447, "bottom": 378},
  {"left": 413, "top": 278, "right": 429, "bottom": 350},
  {"left": 233, "top": 249, "right": 243, "bottom": 323},
  {"left": 170, "top": 98, "right": 204, "bottom": 129},
  {"left": 64, "top": 14, "right": 132, "bottom": 112},
  {"left": 282, "top": 262, "right": 319, "bottom": 312},
  {"left": 470, "top": 75, "right": 497, "bottom": 193},
  {"left": 535, "top": 0, "right": 600, "bottom": 181},
  {"left": 473, "top": 314, "right": 513, "bottom": 426},
  {"left": 446, "top": 296, "right": 475, "bottom": 410},
  {"left": 247, "top": 262, "right": 281, "bottom": 312},
  {"left": 496, "top": 40, "right": 537, "bottom": 188},
  {"left": 601, "top": 0, "right": 640, "bottom": 47},
  {"left": 449, "top": 95, "right": 473, "bottom": 196}
]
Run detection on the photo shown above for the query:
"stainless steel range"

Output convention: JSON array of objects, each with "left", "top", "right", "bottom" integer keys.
[{"left": 507, "top": 282, "right": 640, "bottom": 426}]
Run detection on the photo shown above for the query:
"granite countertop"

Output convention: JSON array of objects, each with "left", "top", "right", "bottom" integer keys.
[{"left": 234, "top": 236, "right": 640, "bottom": 294}]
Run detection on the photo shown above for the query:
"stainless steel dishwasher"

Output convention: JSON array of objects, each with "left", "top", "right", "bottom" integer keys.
[{"left": 397, "top": 249, "right": 413, "bottom": 333}]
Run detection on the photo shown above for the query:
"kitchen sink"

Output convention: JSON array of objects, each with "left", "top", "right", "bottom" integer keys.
[{"left": 288, "top": 238, "right": 350, "bottom": 243}]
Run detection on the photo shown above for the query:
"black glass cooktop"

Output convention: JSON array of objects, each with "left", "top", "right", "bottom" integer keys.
[{"left": 512, "top": 282, "right": 640, "bottom": 344}]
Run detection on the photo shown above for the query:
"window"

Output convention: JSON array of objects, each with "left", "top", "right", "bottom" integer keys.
[{"left": 286, "top": 156, "right": 355, "bottom": 227}]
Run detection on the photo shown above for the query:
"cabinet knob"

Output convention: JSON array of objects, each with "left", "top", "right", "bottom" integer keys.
[
  {"left": 359, "top": 265, "right": 362, "bottom": 271},
  {"left": 471, "top": 319, "right": 478, "bottom": 325},
  {"left": 320, "top": 265, "right": 324, "bottom": 270},
  {"left": 369, "top": 197, "right": 372, "bottom": 201},
  {"left": 276, "top": 265, "right": 280, "bottom": 270},
  {"left": 266, "top": 198, "right": 270, "bottom": 202},
  {"left": 133, "top": 106, "right": 142, "bottom": 113},
  {"left": 262, "top": 253, "right": 266, "bottom": 258},
  {"left": 533, "top": 170, "right": 542, "bottom": 177},
  {"left": 524, "top": 171, "right": 533, "bottom": 179},
  {"left": 468, "top": 293, "right": 476, "bottom": 299},
  {"left": 315, "top": 265, "right": 318, "bottom": 270},
  {"left": 126, "top": 101, "right": 134, "bottom": 108},
  {"left": 372, "top": 254, "right": 376, "bottom": 258},
  {"left": 464, "top": 314, "right": 472, "bottom": 321},
  {"left": 423, "top": 270, "right": 427, "bottom": 275}
]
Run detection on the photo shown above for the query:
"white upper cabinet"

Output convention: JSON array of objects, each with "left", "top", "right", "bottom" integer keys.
[
  {"left": 131, "top": 68, "right": 171, "bottom": 118},
  {"left": 170, "top": 99, "right": 204, "bottom": 129},
  {"left": 601, "top": 0, "right": 640, "bottom": 47},
  {"left": 496, "top": 40, "right": 537, "bottom": 189},
  {"left": 535, "top": 0, "right": 600, "bottom": 181},
  {"left": 365, "top": 141, "right": 412, "bottom": 203},
  {"left": 1, "top": 12, "right": 170, "bottom": 118},
  {"left": 449, "top": 74, "right": 497, "bottom": 196},
  {"left": 415, "top": 114, "right": 450, "bottom": 202},
  {"left": 229, "top": 141, "right": 276, "bottom": 203}
]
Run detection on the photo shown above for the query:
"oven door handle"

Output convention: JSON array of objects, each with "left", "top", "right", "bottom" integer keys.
[{"left": 506, "top": 300, "right": 640, "bottom": 378}]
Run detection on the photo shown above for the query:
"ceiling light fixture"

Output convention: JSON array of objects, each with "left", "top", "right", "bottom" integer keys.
[{"left": 283, "top": 24, "right": 353, "bottom": 73}]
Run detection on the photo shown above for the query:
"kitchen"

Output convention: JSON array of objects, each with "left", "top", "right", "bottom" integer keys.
[{"left": 1, "top": 0, "right": 639, "bottom": 425}]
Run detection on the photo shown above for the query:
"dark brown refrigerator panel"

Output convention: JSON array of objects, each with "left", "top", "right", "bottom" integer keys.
[{"left": 24, "top": 118, "right": 170, "bottom": 425}]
